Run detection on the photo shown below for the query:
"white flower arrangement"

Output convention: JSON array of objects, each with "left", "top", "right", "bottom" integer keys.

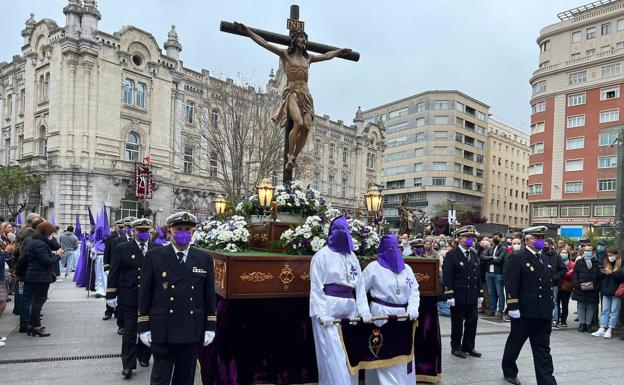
[
  {"left": 194, "top": 215, "right": 251, "bottom": 253},
  {"left": 236, "top": 180, "right": 328, "bottom": 217}
]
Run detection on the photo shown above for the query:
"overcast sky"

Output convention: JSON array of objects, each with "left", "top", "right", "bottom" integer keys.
[{"left": 0, "top": 0, "right": 588, "bottom": 132}]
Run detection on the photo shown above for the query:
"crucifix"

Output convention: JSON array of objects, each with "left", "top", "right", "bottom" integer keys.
[{"left": 220, "top": 4, "right": 360, "bottom": 184}]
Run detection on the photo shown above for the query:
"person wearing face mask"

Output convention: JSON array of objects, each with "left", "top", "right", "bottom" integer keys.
[
  {"left": 138, "top": 212, "right": 216, "bottom": 385},
  {"left": 442, "top": 225, "right": 483, "bottom": 359},
  {"left": 410, "top": 239, "right": 426, "bottom": 258},
  {"left": 309, "top": 216, "right": 372, "bottom": 385},
  {"left": 502, "top": 226, "right": 557, "bottom": 385},
  {"left": 543, "top": 239, "right": 566, "bottom": 329},
  {"left": 592, "top": 248, "right": 624, "bottom": 339},
  {"left": 107, "top": 218, "right": 160, "bottom": 379},
  {"left": 24, "top": 220, "right": 64, "bottom": 337},
  {"left": 481, "top": 232, "right": 508, "bottom": 320},
  {"left": 103, "top": 219, "right": 128, "bottom": 322},
  {"left": 399, "top": 233, "right": 412, "bottom": 257},
  {"left": 423, "top": 238, "right": 436, "bottom": 258},
  {"left": 556, "top": 249, "right": 575, "bottom": 328},
  {"left": 572, "top": 243, "right": 600, "bottom": 333}
]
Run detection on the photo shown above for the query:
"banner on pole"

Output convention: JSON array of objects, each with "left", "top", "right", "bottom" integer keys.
[{"left": 135, "top": 162, "right": 153, "bottom": 199}]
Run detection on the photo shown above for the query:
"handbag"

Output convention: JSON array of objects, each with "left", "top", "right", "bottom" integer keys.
[
  {"left": 580, "top": 282, "right": 594, "bottom": 291},
  {"left": 559, "top": 279, "right": 573, "bottom": 292},
  {"left": 615, "top": 283, "right": 624, "bottom": 298}
]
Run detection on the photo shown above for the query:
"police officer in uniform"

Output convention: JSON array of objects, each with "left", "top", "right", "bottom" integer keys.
[
  {"left": 103, "top": 219, "right": 125, "bottom": 321},
  {"left": 107, "top": 218, "right": 160, "bottom": 379},
  {"left": 442, "top": 225, "right": 483, "bottom": 358},
  {"left": 501, "top": 226, "right": 557, "bottom": 385},
  {"left": 138, "top": 212, "right": 216, "bottom": 385}
]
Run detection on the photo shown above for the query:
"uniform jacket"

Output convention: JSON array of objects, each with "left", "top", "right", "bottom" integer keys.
[
  {"left": 442, "top": 246, "right": 482, "bottom": 305},
  {"left": 505, "top": 247, "right": 553, "bottom": 319},
  {"left": 572, "top": 258, "right": 600, "bottom": 304},
  {"left": 138, "top": 244, "right": 216, "bottom": 344},
  {"left": 25, "top": 236, "right": 61, "bottom": 284},
  {"left": 103, "top": 232, "right": 119, "bottom": 271},
  {"left": 106, "top": 240, "right": 159, "bottom": 306},
  {"left": 480, "top": 242, "right": 508, "bottom": 275}
]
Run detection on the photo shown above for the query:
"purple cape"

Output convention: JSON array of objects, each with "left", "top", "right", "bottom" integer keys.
[
  {"left": 377, "top": 234, "right": 405, "bottom": 273},
  {"left": 74, "top": 239, "right": 90, "bottom": 287},
  {"left": 327, "top": 216, "right": 354, "bottom": 254}
]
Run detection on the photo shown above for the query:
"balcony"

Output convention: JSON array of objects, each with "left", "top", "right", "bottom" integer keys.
[{"left": 531, "top": 47, "right": 624, "bottom": 79}]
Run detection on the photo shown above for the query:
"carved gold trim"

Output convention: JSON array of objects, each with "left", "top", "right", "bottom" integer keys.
[
  {"left": 280, "top": 264, "right": 294, "bottom": 290},
  {"left": 300, "top": 271, "right": 310, "bottom": 281},
  {"left": 415, "top": 273, "right": 431, "bottom": 283},
  {"left": 214, "top": 259, "right": 227, "bottom": 291},
  {"left": 240, "top": 272, "right": 274, "bottom": 283}
]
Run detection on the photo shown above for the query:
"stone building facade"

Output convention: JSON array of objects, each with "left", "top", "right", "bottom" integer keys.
[{"left": 0, "top": 1, "right": 383, "bottom": 227}]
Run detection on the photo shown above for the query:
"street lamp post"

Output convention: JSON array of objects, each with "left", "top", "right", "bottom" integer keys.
[
  {"left": 364, "top": 185, "right": 383, "bottom": 234},
  {"left": 614, "top": 126, "right": 624, "bottom": 250},
  {"left": 257, "top": 178, "right": 276, "bottom": 221},
  {"left": 214, "top": 194, "right": 227, "bottom": 218},
  {"left": 447, "top": 198, "right": 456, "bottom": 235}
]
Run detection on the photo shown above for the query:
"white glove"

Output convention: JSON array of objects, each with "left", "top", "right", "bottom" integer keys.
[
  {"left": 360, "top": 312, "right": 372, "bottom": 323},
  {"left": 446, "top": 298, "right": 455, "bottom": 307},
  {"left": 478, "top": 297, "right": 484, "bottom": 306},
  {"left": 106, "top": 298, "right": 117, "bottom": 309},
  {"left": 319, "top": 316, "right": 335, "bottom": 327},
  {"left": 203, "top": 331, "right": 215, "bottom": 346},
  {"left": 139, "top": 331, "right": 152, "bottom": 347},
  {"left": 509, "top": 310, "right": 521, "bottom": 319},
  {"left": 407, "top": 306, "right": 419, "bottom": 321}
]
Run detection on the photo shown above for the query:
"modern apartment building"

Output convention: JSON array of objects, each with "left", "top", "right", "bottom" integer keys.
[
  {"left": 528, "top": 0, "right": 623, "bottom": 238},
  {"left": 363, "top": 90, "right": 491, "bottom": 232},
  {"left": 484, "top": 119, "right": 530, "bottom": 230}
]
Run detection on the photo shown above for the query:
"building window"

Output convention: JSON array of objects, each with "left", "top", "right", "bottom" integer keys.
[
  {"left": 598, "top": 179, "right": 616, "bottom": 191},
  {"left": 433, "top": 116, "right": 448, "bottom": 124},
  {"left": 314, "top": 140, "right": 321, "bottom": 156},
  {"left": 433, "top": 131, "right": 448, "bottom": 139},
  {"left": 432, "top": 162, "right": 447, "bottom": 171},
  {"left": 19, "top": 88, "right": 25, "bottom": 114},
  {"left": 599, "top": 155, "right": 617, "bottom": 168},
  {"left": 568, "top": 71, "right": 587, "bottom": 85},
  {"left": 414, "top": 162, "right": 424, "bottom": 172},
  {"left": 432, "top": 177, "right": 446, "bottom": 186},
  {"left": 342, "top": 147, "right": 348, "bottom": 163},
  {"left": 327, "top": 175, "right": 334, "bottom": 196},
  {"left": 121, "top": 200, "right": 139, "bottom": 219},
  {"left": 602, "top": 63, "right": 621, "bottom": 77},
  {"left": 43, "top": 73, "right": 49, "bottom": 101},
  {"left": 387, "top": 122, "right": 409, "bottom": 134},
  {"left": 530, "top": 142, "right": 544, "bottom": 154},
  {"left": 571, "top": 52, "right": 581, "bottom": 60},
  {"left": 388, "top": 107, "right": 408, "bottom": 119},
  {"left": 566, "top": 115, "right": 585, "bottom": 128},
  {"left": 135, "top": 83, "right": 146, "bottom": 108},
  {"left": 600, "top": 109, "right": 619, "bottom": 123},
  {"left": 586, "top": 48, "right": 596, "bottom": 56},
  {"left": 565, "top": 159, "right": 583, "bottom": 171},
  {"left": 432, "top": 100, "right": 450, "bottom": 110},
  {"left": 600, "top": 86, "right": 620, "bottom": 100},
  {"left": 415, "top": 102, "right": 426, "bottom": 112},
  {"left": 183, "top": 146, "right": 193, "bottom": 174},
  {"left": 601, "top": 45, "right": 611, "bottom": 52},
  {"left": 532, "top": 81, "right": 546, "bottom": 95},
  {"left": 38, "top": 126, "right": 47, "bottom": 156},
  {"left": 328, "top": 144, "right": 334, "bottom": 160},
  {"left": 599, "top": 131, "right": 618, "bottom": 146},
  {"left": 533, "top": 205, "right": 558, "bottom": 217},
  {"left": 415, "top": 117, "right": 425, "bottom": 127},
  {"left": 571, "top": 31, "right": 581, "bottom": 43},
  {"left": 211, "top": 109, "right": 219, "bottom": 128},
  {"left": 568, "top": 92, "right": 586, "bottom": 106},
  {"left": 595, "top": 204, "right": 616, "bottom": 217},
  {"left": 531, "top": 101, "right": 546, "bottom": 113},
  {"left": 123, "top": 79, "right": 133, "bottom": 105},
  {"left": 6, "top": 94, "right": 12, "bottom": 118},
  {"left": 565, "top": 181, "right": 583, "bottom": 193},
  {"left": 560, "top": 205, "right": 590, "bottom": 217},
  {"left": 185, "top": 100, "right": 194, "bottom": 124},
  {"left": 618, "top": 41, "right": 624, "bottom": 50},
  {"left": 540, "top": 40, "right": 551, "bottom": 52},
  {"left": 415, "top": 132, "right": 425, "bottom": 142},
  {"left": 586, "top": 26, "right": 596, "bottom": 39},
  {"left": 341, "top": 177, "right": 347, "bottom": 198},
  {"left": 312, "top": 171, "right": 320, "bottom": 190},
  {"left": 366, "top": 153, "right": 376, "bottom": 169},
  {"left": 528, "top": 163, "right": 543, "bottom": 175},
  {"left": 602, "top": 22, "right": 611, "bottom": 35},
  {"left": 125, "top": 131, "right": 140, "bottom": 161},
  {"left": 618, "top": 19, "right": 624, "bottom": 31},
  {"left": 566, "top": 137, "right": 584, "bottom": 150},
  {"left": 209, "top": 151, "right": 218, "bottom": 177},
  {"left": 413, "top": 177, "right": 423, "bottom": 187}
]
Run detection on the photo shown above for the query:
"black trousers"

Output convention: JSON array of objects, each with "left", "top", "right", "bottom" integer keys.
[
  {"left": 120, "top": 305, "right": 151, "bottom": 369},
  {"left": 150, "top": 342, "right": 199, "bottom": 385},
  {"left": 558, "top": 290, "right": 571, "bottom": 324},
  {"left": 502, "top": 318, "right": 557, "bottom": 385},
  {"left": 28, "top": 282, "right": 50, "bottom": 328},
  {"left": 450, "top": 303, "right": 478, "bottom": 351}
]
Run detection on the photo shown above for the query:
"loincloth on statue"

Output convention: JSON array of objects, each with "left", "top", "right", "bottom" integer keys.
[{"left": 272, "top": 87, "right": 315, "bottom": 128}]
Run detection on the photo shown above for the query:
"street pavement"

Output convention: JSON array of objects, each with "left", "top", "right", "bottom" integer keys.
[{"left": 1, "top": 278, "right": 623, "bottom": 384}]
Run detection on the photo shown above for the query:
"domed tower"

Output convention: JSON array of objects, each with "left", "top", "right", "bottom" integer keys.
[
  {"left": 81, "top": 0, "right": 101, "bottom": 41},
  {"left": 164, "top": 25, "right": 182, "bottom": 62},
  {"left": 353, "top": 106, "right": 365, "bottom": 136},
  {"left": 63, "top": 0, "right": 82, "bottom": 39}
]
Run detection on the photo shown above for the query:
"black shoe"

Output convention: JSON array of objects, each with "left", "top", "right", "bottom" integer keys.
[
  {"left": 504, "top": 377, "right": 521, "bottom": 385},
  {"left": 451, "top": 349, "right": 468, "bottom": 358},
  {"left": 578, "top": 324, "right": 587, "bottom": 332},
  {"left": 122, "top": 368, "right": 132, "bottom": 379},
  {"left": 552, "top": 321, "right": 559, "bottom": 329},
  {"left": 139, "top": 361, "right": 149, "bottom": 367},
  {"left": 463, "top": 349, "right": 482, "bottom": 358},
  {"left": 117, "top": 327, "right": 124, "bottom": 335},
  {"left": 560, "top": 322, "right": 568, "bottom": 328},
  {"left": 103, "top": 314, "right": 112, "bottom": 321},
  {"left": 95, "top": 293, "right": 103, "bottom": 298},
  {"left": 18, "top": 326, "right": 30, "bottom": 333}
]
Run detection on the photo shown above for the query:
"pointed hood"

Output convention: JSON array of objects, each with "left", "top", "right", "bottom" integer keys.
[
  {"left": 377, "top": 234, "right": 405, "bottom": 274},
  {"left": 87, "top": 206, "right": 96, "bottom": 228},
  {"left": 74, "top": 214, "right": 83, "bottom": 241},
  {"left": 327, "top": 216, "right": 354, "bottom": 254},
  {"left": 154, "top": 225, "right": 168, "bottom": 245}
]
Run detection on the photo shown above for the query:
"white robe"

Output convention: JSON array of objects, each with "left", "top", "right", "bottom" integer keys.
[
  {"left": 362, "top": 261, "right": 420, "bottom": 385},
  {"left": 310, "top": 246, "right": 371, "bottom": 385},
  {"left": 91, "top": 247, "right": 106, "bottom": 296}
]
